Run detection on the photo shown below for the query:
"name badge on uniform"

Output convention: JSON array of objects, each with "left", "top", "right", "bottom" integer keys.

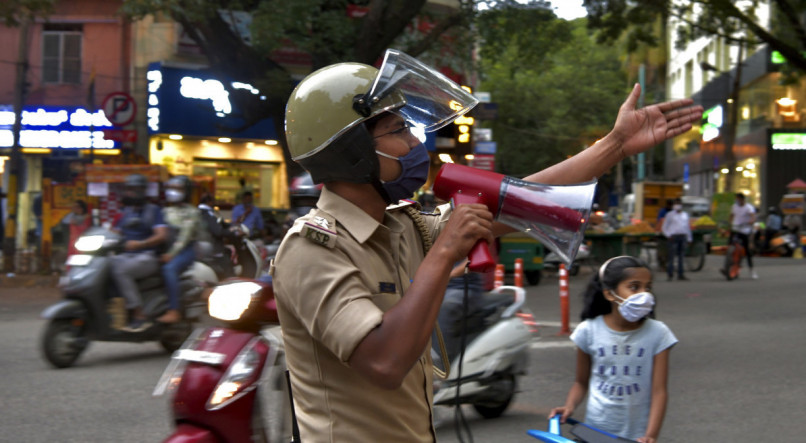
[
  {"left": 379, "top": 282, "right": 396, "bottom": 293},
  {"left": 300, "top": 222, "right": 337, "bottom": 248}
]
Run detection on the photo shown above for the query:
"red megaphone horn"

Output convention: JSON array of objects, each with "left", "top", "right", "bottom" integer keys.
[{"left": 432, "top": 163, "right": 596, "bottom": 272}]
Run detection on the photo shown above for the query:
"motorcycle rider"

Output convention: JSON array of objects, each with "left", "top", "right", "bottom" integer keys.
[
  {"left": 270, "top": 50, "right": 702, "bottom": 441},
  {"left": 110, "top": 173, "right": 168, "bottom": 331},
  {"left": 158, "top": 175, "right": 201, "bottom": 324}
]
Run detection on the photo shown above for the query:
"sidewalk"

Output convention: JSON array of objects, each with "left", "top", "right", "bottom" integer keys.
[{"left": 0, "top": 273, "right": 59, "bottom": 288}]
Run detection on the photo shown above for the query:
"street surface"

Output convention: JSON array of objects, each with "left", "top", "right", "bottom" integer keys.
[{"left": 1, "top": 254, "right": 805, "bottom": 442}]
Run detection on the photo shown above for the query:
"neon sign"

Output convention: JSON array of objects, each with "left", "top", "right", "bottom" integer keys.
[{"left": 0, "top": 106, "right": 116, "bottom": 149}]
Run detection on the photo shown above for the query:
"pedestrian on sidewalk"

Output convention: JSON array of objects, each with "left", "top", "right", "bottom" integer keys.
[
  {"left": 551, "top": 256, "right": 678, "bottom": 443},
  {"left": 661, "top": 198, "right": 692, "bottom": 281}
]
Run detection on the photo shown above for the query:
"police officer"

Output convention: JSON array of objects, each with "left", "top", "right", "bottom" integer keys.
[{"left": 270, "top": 49, "right": 702, "bottom": 442}]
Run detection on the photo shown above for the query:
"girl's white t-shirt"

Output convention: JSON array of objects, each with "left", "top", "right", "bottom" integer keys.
[{"left": 571, "top": 316, "right": 678, "bottom": 440}]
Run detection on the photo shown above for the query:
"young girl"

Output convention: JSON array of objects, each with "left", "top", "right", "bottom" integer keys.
[{"left": 549, "top": 256, "right": 677, "bottom": 443}]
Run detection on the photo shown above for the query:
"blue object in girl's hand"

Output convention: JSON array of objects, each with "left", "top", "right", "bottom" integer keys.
[
  {"left": 527, "top": 415, "right": 573, "bottom": 443},
  {"left": 549, "top": 415, "right": 561, "bottom": 434}
]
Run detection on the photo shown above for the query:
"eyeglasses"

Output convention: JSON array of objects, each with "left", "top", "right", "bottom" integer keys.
[{"left": 373, "top": 122, "right": 412, "bottom": 139}]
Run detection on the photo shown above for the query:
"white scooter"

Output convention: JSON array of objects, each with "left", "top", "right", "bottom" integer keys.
[{"left": 433, "top": 285, "right": 539, "bottom": 418}]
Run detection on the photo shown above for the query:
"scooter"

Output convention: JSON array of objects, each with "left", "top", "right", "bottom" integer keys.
[
  {"left": 153, "top": 277, "right": 292, "bottom": 443},
  {"left": 432, "top": 285, "right": 539, "bottom": 419},
  {"left": 544, "top": 243, "right": 591, "bottom": 276},
  {"left": 40, "top": 227, "right": 220, "bottom": 368},
  {"left": 528, "top": 415, "right": 637, "bottom": 442}
]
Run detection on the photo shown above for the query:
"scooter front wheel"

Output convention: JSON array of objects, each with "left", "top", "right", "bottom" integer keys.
[
  {"left": 472, "top": 374, "right": 515, "bottom": 419},
  {"left": 41, "top": 318, "right": 89, "bottom": 368}
]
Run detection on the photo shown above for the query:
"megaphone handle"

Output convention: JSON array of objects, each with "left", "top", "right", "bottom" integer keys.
[
  {"left": 451, "top": 192, "right": 496, "bottom": 273},
  {"left": 468, "top": 240, "right": 496, "bottom": 273}
]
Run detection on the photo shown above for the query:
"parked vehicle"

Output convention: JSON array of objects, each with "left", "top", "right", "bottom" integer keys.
[
  {"left": 40, "top": 227, "right": 220, "bottom": 368},
  {"left": 432, "top": 285, "right": 539, "bottom": 419},
  {"left": 153, "top": 278, "right": 292, "bottom": 443},
  {"left": 544, "top": 243, "right": 591, "bottom": 276}
]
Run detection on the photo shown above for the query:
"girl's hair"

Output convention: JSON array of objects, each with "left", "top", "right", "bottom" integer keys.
[{"left": 579, "top": 256, "right": 650, "bottom": 320}]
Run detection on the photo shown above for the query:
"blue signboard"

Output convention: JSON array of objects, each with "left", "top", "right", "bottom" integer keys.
[
  {"left": 0, "top": 105, "right": 116, "bottom": 149},
  {"left": 147, "top": 62, "right": 278, "bottom": 139},
  {"left": 475, "top": 141, "right": 497, "bottom": 154}
]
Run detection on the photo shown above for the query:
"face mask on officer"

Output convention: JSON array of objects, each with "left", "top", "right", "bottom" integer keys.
[{"left": 376, "top": 142, "right": 430, "bottom": 203}]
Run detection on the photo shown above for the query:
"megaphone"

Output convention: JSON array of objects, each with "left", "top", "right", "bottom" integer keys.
[{"left": 432, "top": 163, "right": 596, "bottom": 272}]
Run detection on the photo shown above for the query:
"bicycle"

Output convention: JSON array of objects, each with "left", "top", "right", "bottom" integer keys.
[{"left": 720, "top": 231, "right": 745, "bottom": 280}]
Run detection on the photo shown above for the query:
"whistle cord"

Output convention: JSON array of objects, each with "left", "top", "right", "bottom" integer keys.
[{"left": 453, "top": 265, "right": 474, "bottom": 443}]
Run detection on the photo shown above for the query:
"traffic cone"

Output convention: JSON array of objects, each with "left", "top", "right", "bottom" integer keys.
[
  {"left": 494, "top": 264, "right": 505, "bottom": 288},
  {"left": 558, "top": 263, "right": 571, "bottom": 335},
  {"left": 514, "top": 258, "right": 524, "bottom": 288}
]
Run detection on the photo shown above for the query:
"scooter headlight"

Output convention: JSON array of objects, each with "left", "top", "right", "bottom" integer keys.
[
  {"left": 208, "top": 281, "right": 262, "bottom": 321},
  {"left": 74, "top": 235, "right": 106, "bottom": 252}
]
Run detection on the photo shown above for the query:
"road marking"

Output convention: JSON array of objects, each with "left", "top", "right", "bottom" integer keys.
[{"left": 531, "top": 340, "right": 576, "bottom": 349}]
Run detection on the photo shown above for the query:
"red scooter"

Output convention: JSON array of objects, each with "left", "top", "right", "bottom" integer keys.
[{"left": 153, "top": 278, "right": 294, "bottom": 442}]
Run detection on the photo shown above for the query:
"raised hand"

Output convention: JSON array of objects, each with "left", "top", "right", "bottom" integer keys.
[{"left": 612, "top": 83, "right": 703, "bottom": 159}]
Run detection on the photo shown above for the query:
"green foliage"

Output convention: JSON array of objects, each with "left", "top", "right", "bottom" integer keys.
[
  {"left": 478, "top": 16, "right": 627, "bottom": 177},
  {"left": 583, "top": 0, "right": 806, "bottom": 72},
  {"left": 1, "top": 0, "right": 56, "bottom": 26}
]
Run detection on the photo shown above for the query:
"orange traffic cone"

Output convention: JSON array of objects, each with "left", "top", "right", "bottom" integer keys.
[
  {"left": 494, "top": 264, "right": 505, "bottom": 288},
  {"left": 558, "top": 263, "right": 571, "bottom": 335},
  {"left": 514, "top": 258, "right": 524, "bottom": 288}
]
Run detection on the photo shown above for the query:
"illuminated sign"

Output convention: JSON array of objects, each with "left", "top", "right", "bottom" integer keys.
[
  {"left": 0, "top": 106, "right": 116, "bottom": 149},
  {"left": 701, "top": 105, "right": 723, "bottom": 142},
  {"left": 771, "top": 132, "right": 806, "bottom": 150},
  {"left": 147, "top": 62, "right": 275, "bottom": 139}
]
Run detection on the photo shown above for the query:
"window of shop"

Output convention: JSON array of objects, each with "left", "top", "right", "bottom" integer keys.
[
  {"left": 42, "top": 25, "right": 82, "bottom": 84},
  {"left": 193, "top": 158, "right": 283, "bottom": 209},
  {"left": 716, "top": 157, "right": 761, "bottom": 207}
]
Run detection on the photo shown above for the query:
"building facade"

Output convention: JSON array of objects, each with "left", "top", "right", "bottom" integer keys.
[{"left": 666, "top": 3, "right": 806, "bottom": 215}]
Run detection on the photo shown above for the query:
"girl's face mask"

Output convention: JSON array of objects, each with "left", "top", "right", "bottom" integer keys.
[{"left": 613, "top": 291, "right": 655, "bottom": 322}]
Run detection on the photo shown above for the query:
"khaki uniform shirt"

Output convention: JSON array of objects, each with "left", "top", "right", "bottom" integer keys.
[{"left": 271, "top": 187, "right": 450, "bottom": 442}]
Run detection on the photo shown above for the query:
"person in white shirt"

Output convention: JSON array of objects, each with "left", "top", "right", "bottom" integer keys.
[
  {"left": 661, "top": 198, "right": 692, "bottom": 281},
  {"left": 724, "top": 193, "right": 757, "bottom": 279}
]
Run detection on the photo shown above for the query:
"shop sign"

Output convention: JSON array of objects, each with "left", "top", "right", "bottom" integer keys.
[
  {"left": 472, "top": 154, "right": 495, "bottom": 171},
  {"left": 475, "top": 141, "right": 497, "bottom": 155},
  {"left": 0, "top": 106, "right": 116, "bottom": 149},
  {"left": 771, "top": 132, "right": 806, "bottom": 150},
  {"left": 102, "top": 129, "right": 137, "bottom": 143},
  {"left": 53, "top": 182, "right": 88, "bottom": 209},
  {"left": 701, "top": 105, "right": 722, "bottom": 142},
  {"left": 146, "top": 62, "right": 278, "bottom": 139},
  {"left": 781, "top": 194, "right": 805, "bottom": 215}
]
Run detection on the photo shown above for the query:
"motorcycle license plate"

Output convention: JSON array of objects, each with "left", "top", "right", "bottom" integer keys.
[{"left": 173, "top": 349, "right": 227, "bottom": 365}]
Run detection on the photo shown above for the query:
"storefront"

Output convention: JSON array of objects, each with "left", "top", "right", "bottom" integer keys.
[
  {"left": 145, "top": 62, "right": 288, "bottom": 209},
  {"left": 0, "top": 105, "right": 121, "bottom": 247}
]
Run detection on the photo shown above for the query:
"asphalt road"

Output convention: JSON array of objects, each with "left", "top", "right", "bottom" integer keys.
[{"left": 1, "top": 254, "right": 805, "bottom": 442}]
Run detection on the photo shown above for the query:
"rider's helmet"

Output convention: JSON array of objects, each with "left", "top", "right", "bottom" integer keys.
[
  {"left": 284, "top": 49, "right": 479, "bottom": 199},
  {"left": 165, "top": 175, "right": 192, "bottom": 203},
  {"left": 122, "top": 173, "right": 148, "bottom": 206}
]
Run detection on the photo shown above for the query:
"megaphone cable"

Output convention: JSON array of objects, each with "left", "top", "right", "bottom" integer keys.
[{"left": 452, "top": 264, "right": 474, "bottom": 443}]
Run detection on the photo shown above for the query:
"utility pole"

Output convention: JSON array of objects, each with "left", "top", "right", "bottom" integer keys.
[
  {"left": 636, "top": 64, "right": 646, "bottom": 181},
  {"left": 723, "top": 41, "right": 744, "bottom": 193},
  {"left": 4, "top": 17, "right": 31, "bottom": 273}
]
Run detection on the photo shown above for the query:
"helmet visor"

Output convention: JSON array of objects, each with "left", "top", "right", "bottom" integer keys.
[{"left": 364, "top": 49, "right": 478, "bottom": 133}]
